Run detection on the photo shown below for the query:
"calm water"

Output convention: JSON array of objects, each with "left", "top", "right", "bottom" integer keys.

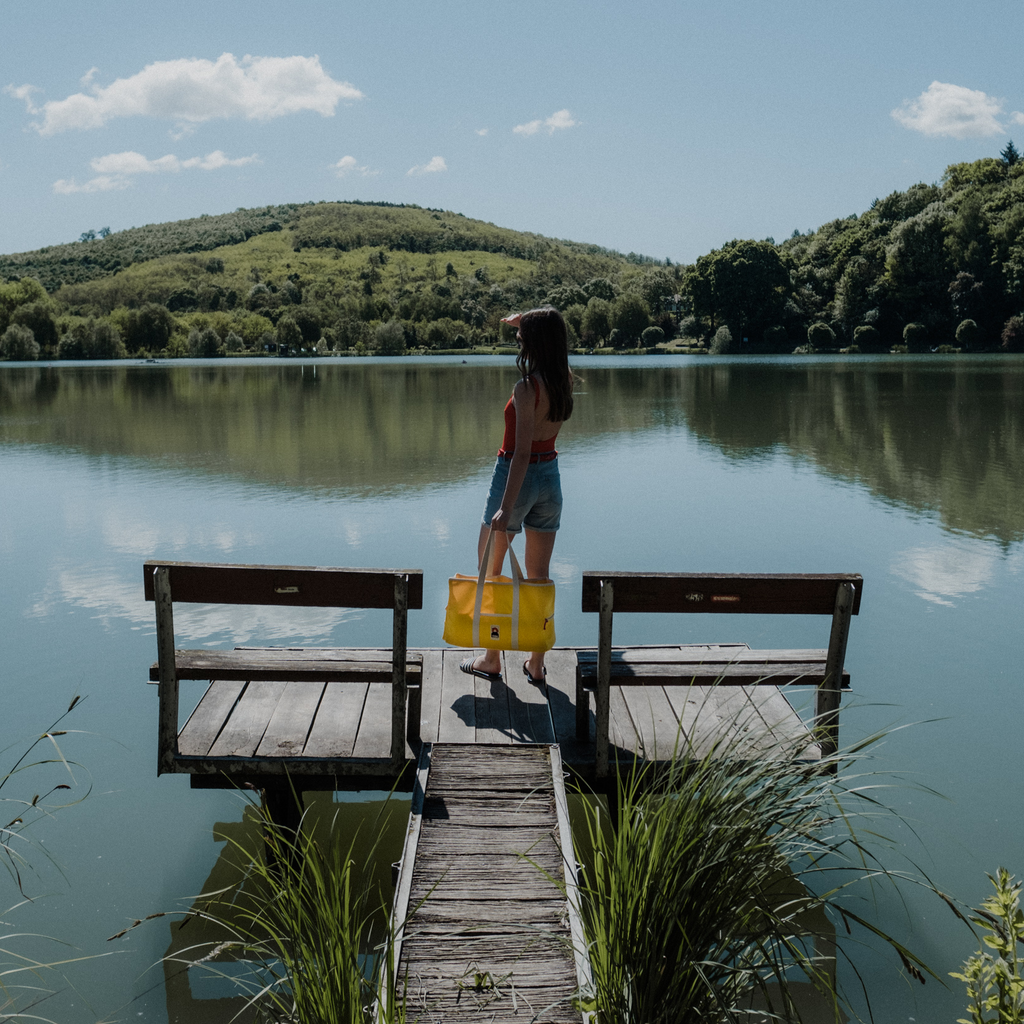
[{"left": 2, "top": 354, "right": 1023, "bottom": 1023}]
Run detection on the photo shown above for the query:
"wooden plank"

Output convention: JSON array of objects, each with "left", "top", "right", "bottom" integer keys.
[
  {"left": 578, "top": 658, "right": 847, "bottom": 688},
  {"left": 207, "top": 680, "right": 287, "bottom": 757},
  {"left": 143, "top": 560, "right": 424, "bottom": 609},
  {"left": 438, "top": 648, "right": 477, "bottom": 743},
  {"left": 416, "top": 648, "right": 444, "bottom": 745},
  {"left": 255, "top": 680, "right": 324, "bottom": 758},
  {"left": 152, "top": 648, "right": 421, "bottom": 682},
  {"left": 177, "top": 679, "right": 245, "bottom": 756},
  {"left": 504, "top": 651, "right": 555, "bottom": 745},
  {"left": 745, "top": 687, "right": 821, "bottom": 759},
  {"left": 576, "top": 646, "right": 822, "bottom": 666},
  {"left": 536, "top": 649, "right": 586, "bottom": 759},
  {"left": 473, "top": 655, "right": 512, "bottom": 744},
  {"left": 351, "top": 682, "right": 393, "bottom": 759},
  {"left": 618, "top": 685, "right": 683, "bottom": 763},
  {"left": 303, "top": 682, "right": 367, "bottom": 757},
  {"left": 581, "top": 571, "right": 862, "bottom": 616},
  {"left": 668, "top": 686, "right": 763, "bottom": 760}
]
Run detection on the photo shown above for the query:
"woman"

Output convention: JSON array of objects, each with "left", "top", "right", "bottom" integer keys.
[{"left": 460, "top": 306, "right": 574, "bottom": 685}]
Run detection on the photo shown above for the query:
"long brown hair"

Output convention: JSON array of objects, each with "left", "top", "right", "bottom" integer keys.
[{"left": 517, "top": 306, "right": 574, "bottom": 422}]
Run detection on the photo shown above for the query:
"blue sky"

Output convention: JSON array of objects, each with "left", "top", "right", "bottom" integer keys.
[{"left": 3, "top": 0, "right": 1022, "bottom": 264}]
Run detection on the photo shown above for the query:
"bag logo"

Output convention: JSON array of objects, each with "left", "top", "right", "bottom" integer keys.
[{"left": 490, "top": 626, "right": 500, "bottom": 640}]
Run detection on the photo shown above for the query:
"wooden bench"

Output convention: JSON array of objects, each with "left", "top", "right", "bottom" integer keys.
[
  {"left": 577, "top": 572, "right": 862, "bottom": 776},
  {"left": 144, "top": 560, "right": 424, "bottom": 782}
]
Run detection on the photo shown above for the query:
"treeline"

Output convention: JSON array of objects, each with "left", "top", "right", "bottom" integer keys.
[{"left": 2, "top": 148, "right": 1024, "bottom": 362}]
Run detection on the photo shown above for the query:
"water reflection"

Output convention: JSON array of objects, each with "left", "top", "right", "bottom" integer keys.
[
  {"left": 891, "top": 539, "right": 998, "bottom": 606},
  {"left": 2, "top": 356, "right": 1023, "bottom": 544}
]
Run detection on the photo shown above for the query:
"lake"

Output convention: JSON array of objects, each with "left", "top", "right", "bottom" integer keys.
[{"left": 2, "top": 354, "right": 1022, "bottom": 1023}]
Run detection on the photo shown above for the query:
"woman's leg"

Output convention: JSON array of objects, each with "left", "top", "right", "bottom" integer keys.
[
  {"left": 523, "top": 528, "right": 557, "bottom": 680},
  {"left": 467, "top": 525, "right": 509, "bottom": 676}
]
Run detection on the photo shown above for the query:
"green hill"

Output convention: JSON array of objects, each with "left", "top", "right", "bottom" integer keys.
[{"left": 3, "top": 150, "right": 1024, "bottom": 360}]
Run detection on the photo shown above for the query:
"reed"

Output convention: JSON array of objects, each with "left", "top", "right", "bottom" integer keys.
[
  {"left": 1, "top": 696, "right": 96, "bottom": 1020},
  {"left": 135, "top": 791, "right": 403, "bottom": 1024},
  {"left": 567, "top": 708, "right": 950, "bottom": 1023}
]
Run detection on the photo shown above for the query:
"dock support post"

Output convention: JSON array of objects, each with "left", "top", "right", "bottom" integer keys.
[
  {"left": 391, "top": 574, "right": 410, "bottom": 766},
  {"left": 596, "top": 578, "right": 614, "bottom": 778},
  {"left": 817, "top": 581, "right": 854, "bottom": 770},
  {"left": 153, "top": 566, "right": 179, "bottom": 777}
]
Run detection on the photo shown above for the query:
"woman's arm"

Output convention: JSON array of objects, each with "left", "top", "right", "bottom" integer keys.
[{"left": 490, "top": 376, "right": 535, "bottom": 533}]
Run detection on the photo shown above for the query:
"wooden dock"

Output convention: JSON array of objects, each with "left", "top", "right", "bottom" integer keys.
[
  {"left": 386, "top": 743, "right": 590, "bottom": 1023},
  {"left": 165, "top": 644, "right": 821, "bottom": 790}
]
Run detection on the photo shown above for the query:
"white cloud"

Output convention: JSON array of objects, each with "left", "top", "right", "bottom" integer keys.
[
  {"left": 53, "top": 148, "right": 258, "bottom": 193},
  {"left": 892, "top": 539, "right": 996, "bottom": 606},
  {"left": 12, "top": 53, "right": 362, "bottom": 135},
  {"left": 1012, "top": 112, "right": 1024, "bottom": 126},
  {"left": 475, "top": 128, "right": 488, "bottom": 136},
  {"left": 891, "top": 82, "right": 1006, "bottom": 139},
  {"left": 407, "top": 155, "right": 447, "bottom": 175},
  {"left": 333, "top": 155, "right": 375, "bottom": 177},
  {"left": 513, "top": 108, "right": 578, "bottom": 136}
]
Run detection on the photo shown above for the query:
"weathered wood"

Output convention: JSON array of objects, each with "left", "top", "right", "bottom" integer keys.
[
  {"left": 578, "top": 657, "right": 851, "bottom": 687},
  {"left": 817, "top": 580, "right": 855, "bottom": 765},
  {"left": 154, "top": 566, "right": 179, "bottom": 776},
  {"left": 149, "top": 649, "right": 421, "bottom": 682},
  {"left": 596, "top": 578, "right": 613, "bottom": 777},
  {"left": 143, "top": 560, "right": 423, "bottom": 609},
  {"left": 256, "top": 680, "right": 325, "bottom": 758},
  {"left": 178, "top": 680, "right": 244, "bottom": 756},
  {"left": 416, "top": 648, "right": 444, "bottom": 744},
  {"left": 438, "top": 648, "right": 476, "bottom": 742},
  {"left": 390, "top": 574, "right": 409, "bottom": 763},
  {"left": 386, "top": 744, "right": 588, "bottom": 1024},
  {"left": 582, "top": 571, "right": 863, "bottom": 616},
  {"left": 303, "top": 682, "right": 367, "bottom": 758},
  {"left": 208, "top": 681, "right": 288, "bottom": 758}
]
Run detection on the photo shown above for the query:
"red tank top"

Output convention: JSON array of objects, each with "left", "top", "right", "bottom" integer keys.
[{"left": 498, "top": 376, "right": 559, "bottom": 455}]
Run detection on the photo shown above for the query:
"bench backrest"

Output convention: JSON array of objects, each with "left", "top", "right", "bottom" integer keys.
[
  {"left": 143, "top": 560, "right": 424, "bottom": 609},
  {"left": 581, "top": 572, "right": 862, "bottom": 617}
]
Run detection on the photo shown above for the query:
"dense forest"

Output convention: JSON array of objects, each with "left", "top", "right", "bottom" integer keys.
[{"left": 2, "top": 146, "right": 1023, "bottom": 361}]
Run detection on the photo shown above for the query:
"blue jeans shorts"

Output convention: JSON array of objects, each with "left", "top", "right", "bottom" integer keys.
[{"left": 482, "top": 456, "right": 562, "bottom": 534}]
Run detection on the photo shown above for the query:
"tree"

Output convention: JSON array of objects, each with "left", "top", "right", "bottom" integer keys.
[
  {"left": 10, "top": 302, "right": 58, "bottom": 353},
  {"left": 807, "top": 322, "right": 836, "bottom": 350},
  {"left": 955, "top": 319, "right": 981, "bottom": 350},
  {"left": 1001, "top": 315, "right": 1024, "bottom": 352},
  {"left": 640, "top": 325, "right": 664, "bottom": 347},
  {"left": 709, "top": 325, "right": 732, "bottom": 354},
  {"left": 125, "top": 303, "right": 176, "bottom": 354},
  {"left": 0, "top": 323, "right": 39, "bottom": 361},
  {"left": 853, "top": 325, "right": 882, "bottom": 351},
  {"left": 275, "top": 317, "right": 302, "bottom": 354},
  {"left": 687, "top": 239, "right": 792, "bottom": 343},
  {"left": 373, "top": 319, "right": 406, "bottom": 356},
  {"left": 903, "top": 321, "right": 928, "bottom": 352},
  {"left": 1001, "top": 140, "right": 1020, "bottom": 167},
  {"left": 580, "top": 297, "right": 612, "bottom": 346},
  {"left": 610, "top": 293, "right": 650, "bottom": 344},
  {"left": 91, "top": 321, "right": 126, "bottom": 359},
  {"left": 188, "top": 327, "right": 222, "bottom": 357}
]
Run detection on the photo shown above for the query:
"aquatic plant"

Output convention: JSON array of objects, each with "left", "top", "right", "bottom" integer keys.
[
  {"left": 117, "top": 791, "right": 404, "bottom": 1024},
  {"left": 565, "top": 708, "right": 955, "bottom": 1024},
  {"left": 951, "top": 867, "right": 1024, "bottom": 1024},
  {"left": 1, "top": 696, "right": 95, "bottom": 1019}
]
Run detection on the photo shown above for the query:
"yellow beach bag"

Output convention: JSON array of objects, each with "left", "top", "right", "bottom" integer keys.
[{"left": 443, "top": 530, "right": 556, "bottom": 652}]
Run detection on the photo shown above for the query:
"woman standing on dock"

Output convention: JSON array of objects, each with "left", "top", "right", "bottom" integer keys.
[{"left": 460, "top": 306, "right": 574, "bottom": 686}]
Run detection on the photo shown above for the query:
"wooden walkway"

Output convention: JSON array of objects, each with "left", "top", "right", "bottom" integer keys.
[
  {"left": 169, "top": 644, "right": 820, "bottom": 788},
  {"left": 386, "top": 743, "right": 589, "bottom": 1023}
]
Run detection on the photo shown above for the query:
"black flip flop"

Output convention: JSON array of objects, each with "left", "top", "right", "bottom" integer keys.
[
  {"left": 459, "top": 657, "right": 503, "bottom": 683},
  {"left": 523, "top": 661, "right": 547, "bottom": 685}
]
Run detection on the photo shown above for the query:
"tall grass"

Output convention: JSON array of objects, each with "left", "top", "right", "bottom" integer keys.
[
  {"left": 568, "top": 715, "right": 954, "bottom": 1024},
  {"left": 1, "top": 696, "right": 96, "bottom": 1020},
  {"left": 120, "top": 792, "right": 403, "bottom": 1024}
]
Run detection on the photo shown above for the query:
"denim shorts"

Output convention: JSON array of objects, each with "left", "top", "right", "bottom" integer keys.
[{"left": 481, "top": 456, "right": 562, "bottom": 534}]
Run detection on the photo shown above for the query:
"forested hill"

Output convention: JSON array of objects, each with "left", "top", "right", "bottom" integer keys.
[
  {"left": 0, "top": 201, "right": 655, "bottom": 293},
  {"left": 1, "top": 149, "right": 1023, "bottom": 360}
]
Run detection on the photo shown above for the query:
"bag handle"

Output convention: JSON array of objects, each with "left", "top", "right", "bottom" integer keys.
[{"left": 473, "top": 528, "right": 523, "bottom": 649}]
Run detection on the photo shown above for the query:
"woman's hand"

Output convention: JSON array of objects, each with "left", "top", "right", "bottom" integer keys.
[
  {"left": 500, "top": 312, "right": 522, "bottom": 328},
  {"left": 490, "top": 508, "right": 510, "bottom": 533}
]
